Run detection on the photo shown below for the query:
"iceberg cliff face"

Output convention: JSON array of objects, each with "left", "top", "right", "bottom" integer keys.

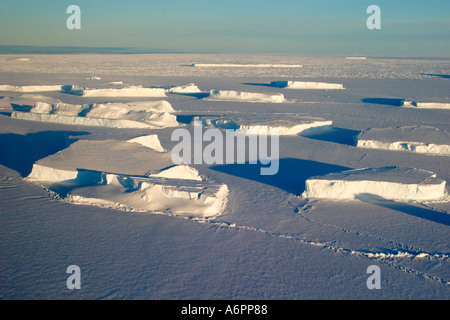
[
  {"left": 270, "top": 81, "right": 344, "bottom": 90},
  {"left": 64, "top": 85, "right": 167, "bottom": 97},
  {"left": 25, "top": 138, "right": 228, "bottom": 217},
  {"left": 0, "top": 85, "right": 63, "bottom": 92},
  {"left": 11, "top": 111, "right": 159, "bottom": 129},
  {"left": 193, "top": 63, "right": 303, "bottom": 68},
  {"left": 193, "top": 115, "right": 333, "bottom": 136},
  {"left": 302, "top": 167, "right": 447, "bottom": 201},
  {"left": 402, "top": 101, "right": 450, "bottom": 110},
  {"left": 356, "top": 126, "right": 450, "bottom": 155},
  {"left": 166, "top": 83, "right": 201, "bottom": 93},
  {"left": 206, "top": 90, "right": 286, "bottom": 103},
  {"left": 11, "top": 99, "right": 179, "bottom": 129},
  {"left": 28, "top": 165, "right": 228, "bottom": 218}
]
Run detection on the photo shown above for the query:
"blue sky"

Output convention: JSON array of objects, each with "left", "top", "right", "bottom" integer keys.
[{"left": 0, "top": 0, "right": 449, "bottom": 56}]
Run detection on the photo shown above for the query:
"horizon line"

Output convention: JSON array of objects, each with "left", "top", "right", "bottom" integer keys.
[{"left": 0, "top": 45, "right": 449, "bottom": 60}]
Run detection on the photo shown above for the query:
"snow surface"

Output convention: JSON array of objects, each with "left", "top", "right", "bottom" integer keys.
[
  {"left": 303, "top": 166, "right": 447, "bottom": 201},
  {"left": 0, "top": 54, "right": 449, "bottom": 300},
  {"left": 356, "top": 126, "right": 450, "bottom": 155}
]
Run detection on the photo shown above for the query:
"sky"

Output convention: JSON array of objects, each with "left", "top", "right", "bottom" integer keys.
[{"left": 0, "top": 0, "right": 449, "bottom": 56}]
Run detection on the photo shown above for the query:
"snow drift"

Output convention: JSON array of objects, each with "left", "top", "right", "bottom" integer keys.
[
  {"left": 302, "top": 166, "right": 447, "bottom": 201},
  {"left": 206, "top": 90, "right": 285, "bottom": 103},
  {"left": 270, "top": 81, "right": 345, "bottom": 90},
  {"left": 356, "top": 126, "right": 450, "bottom": 155}
]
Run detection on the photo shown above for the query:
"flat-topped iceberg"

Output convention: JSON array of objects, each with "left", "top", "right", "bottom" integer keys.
[
  {"left": 28, "top": 139, "right": 175, "bottom": 177},
  {"left": 270, "top": 81, "right": 344, "bottom": 90},
  {"left": 193, "top": 63, "right": 303, "bottom": 68},
  {"left": 26, "top": 139, "right": 228, "bottom": 217},
  {"left": 63, "top": 85, "right": 167, "bottom": 97},
  {"left": 0, "top": 84, "right": 63, "bottom": 92},
  {"left": 402, "top": 101, "right": 450, "bottom": 110},
  {"left": 356, "top": 126, "right": 450, "bottom": 155},
  {"left": 193, "top": 114, "right": 333, "bottom": 135},
  {"left": 302, "top": 166, "right": 447, "bottom": 201},
  {"left": 32, "top": 101, "right": 88, "bottom": 116},
  {"left": 166, "top": 83, "right": 202, "bottom": 93},
  {"left": 11, "top": 99, "right": 178, "bottom": 129},
  {"left": 67, "top": 173, "right": 228, "bottom": 217},
  {"left": 206, "top": 90, "right": 285, "bottom": 103}
]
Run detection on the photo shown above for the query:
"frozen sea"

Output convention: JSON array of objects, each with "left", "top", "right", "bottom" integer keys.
[{"left": 0, "top": 54, "right": 449, "bottom": 299}]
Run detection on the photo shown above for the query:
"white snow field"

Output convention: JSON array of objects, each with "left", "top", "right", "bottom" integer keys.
[
  {"left": 356, "top": 126, "right": 450, "bottom": 155},
  {"left": 270, "top": 80, "right": 345, "bottom": 90},
  {"left": 206, "top": 89, "right": 286, "bottom": 103},
  {"left": 0, "top": 54, "right": 449, "bottom": 300},
  {"left": 302, "top": 166, "right": 447, "bottom": 201}
]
